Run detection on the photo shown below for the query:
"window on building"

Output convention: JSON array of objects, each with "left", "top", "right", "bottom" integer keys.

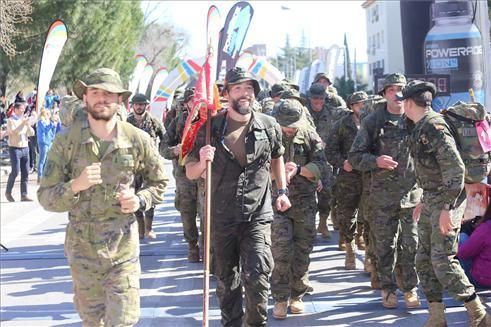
[
  {"left": 373, "top": 5, "right": 379, "bottom": 23},
  {"left": 376, "top": 33, "right": 380, "bottom": 49},
  {"left": 381, "top": 59, "right": 385, "bottom": 69}
]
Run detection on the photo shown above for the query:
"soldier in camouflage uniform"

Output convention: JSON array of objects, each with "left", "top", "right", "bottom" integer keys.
[
  {"left": 185, "top": 67, "right": 291, "bottom": 327},
  {"left": 161, "top": 87, "right": 202, "bottom": 263},
  {"left": 402, "top": 80, "right": 490, "bottom": 327},
  {"left": 163, "top": 89, "right": 184, "bottom": 131},
  {"left": 348, "top": 73, "right": 421, "bottom": 309},
  {"left": 307, "top": 83, "right": 350, "bottom": 241},
  {"left": 312, "top": 72, "right": 346, "bottom": 108},
  {"left": 325, "top": 91, "right": 367, "bottom": 270},
  {"left": 37, "top": 68, "right": 168, "bottom": 326},
  {"left": 127, "top": 93, "right": 165, "bottom": 240},
  {"left": 270, "top": 98, "right": 331, "bottom": 320}
]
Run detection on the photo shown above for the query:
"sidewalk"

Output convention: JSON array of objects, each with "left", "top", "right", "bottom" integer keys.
[{"left": 0, "top": 160, "right": 488, "bottom": 326}]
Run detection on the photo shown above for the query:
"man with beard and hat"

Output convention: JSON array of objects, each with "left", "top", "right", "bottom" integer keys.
[
  {"left": 348, "top": 73, "right": 421, "bottom": 309},
  {"left": 325, "top": 91, "right": 368, "bottom": 270},
  {"left": 162, "top": 87, "right": 204, "bottom": 262},
  {"left": 270, "top": 98, "right": 331, "bottom": 320},
  {"left": 38, "top": 68, "right": 168, "bottom": 326},
  {"left": 312, "top": 72, "right": 346, "bottom": 108},
  {"left": 127, "top": 93, "right": 165, "bottom": 240},
  {"left": 185, "top": 67, "right": 291, "bottom": 327}
]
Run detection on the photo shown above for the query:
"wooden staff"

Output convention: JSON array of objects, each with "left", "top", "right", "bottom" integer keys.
[{"left": 202, "top": 107, "right": 212, "bottom": 327}]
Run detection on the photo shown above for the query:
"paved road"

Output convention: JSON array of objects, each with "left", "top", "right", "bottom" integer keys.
[{"left": 0, "top": 160, "right": 488, "bottom": 326}]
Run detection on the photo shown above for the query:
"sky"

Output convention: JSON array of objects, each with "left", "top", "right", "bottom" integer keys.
[{"left": 141, "top": 1, "right": 368, "bottom": 62}]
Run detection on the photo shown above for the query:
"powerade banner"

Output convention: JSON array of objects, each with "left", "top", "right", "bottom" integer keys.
[
  {"left": 216, "top": 1, "right": 254, "bottom": 79},
  {"left": 36, "top": 20, "right": 68, "bottom": 113}
]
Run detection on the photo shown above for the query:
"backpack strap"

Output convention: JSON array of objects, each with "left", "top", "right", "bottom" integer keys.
[{"left": 443, "top": 110, "right": 480, "bottom": 125}]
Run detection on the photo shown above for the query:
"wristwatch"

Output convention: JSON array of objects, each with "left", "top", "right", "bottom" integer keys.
[
  {"left": 442, "top": 203, "right": 454, "bottom": 210},
  {"left": 137, "top": 195, "right": 146, "bottom": 211},
  {"left": 277, "top": 188, "right": 289, "bottom": 196}
]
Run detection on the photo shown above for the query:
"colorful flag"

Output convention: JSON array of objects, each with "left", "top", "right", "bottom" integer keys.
[
  {"left": 237, "top": 52, "right": 284, "bottom": 86},
  {"left": 138, "top": 64, "right": 154, "bottom": 95},
  {"left": 150, "top": 67, "right": 168, "bottom": 101},
  {"left": 216, "top": 1, "right": 254, "bottom": 79},
  {"left": 36, "top": 20, "right": 68, "bottom": 113}
]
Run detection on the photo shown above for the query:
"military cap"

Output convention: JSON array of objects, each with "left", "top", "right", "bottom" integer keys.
[
  {"left": 183, "top": 87, "right": 196, "bottom": 102},
  {"left": 270, "top": 83, "right": 288, "bottom": 98},
  {"left": 130, "top": 93, "right": 149, "bottom": 104},
  {"left": 347, "top": 91, "right": 368, "bottom": 107},
  {"left": 396, "top": 80, "right": 437, "bottom": 101},
  {"left": 308, "top": 83, "right": 327, "bottom": 98},
  {"left": 313, "top": 72, "right": 332, "bottom": 85},
  {"left": 223, "top": 67, "right": 260, "bottom": 96},
  {"left": 280, "top": 88, "right": 307, "bottom": 105},
  {"left": 73, "top": 68, "right": 131, "bottom": 101},
  {"left": 281, "top": 79, "right": 300, "bottom": 91},
  {"left": 378, "top": 73, "right": 407, "bottom": 95},
  {"left": 274, "top": 99, "right": 305, "bottom": 128}
]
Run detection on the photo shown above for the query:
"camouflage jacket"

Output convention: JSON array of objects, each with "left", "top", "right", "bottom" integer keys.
[
  {"left": 308, "top": 104, "right": 350, "bottom": 144},
  {"left": 325, "top": 112, "right": 359, "bottom": 170},
  {"left": 279, "top": 126, "right": 332, "bottom": 198},
  {"left": 326, "top": 93, "right": 346, "bottom": 108},
  {"left": 127, "top": 111, "right": 165, "bottom": 149},
  {"left": 38, "top": 119, "right": 168, "bottom": 219},
  {"left": 409, "top": 110, "right": 465, "bottom": 206},
  {"left": 348, "top": 106, "right": 421, "bottom": 207},
  {"left": 161, "top": 108, "right": 189, "bottom": 178}
]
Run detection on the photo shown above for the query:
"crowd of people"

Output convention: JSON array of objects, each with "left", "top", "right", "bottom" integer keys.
[{"left": 2, "top": 65, "right": 490, "bottom": 327}]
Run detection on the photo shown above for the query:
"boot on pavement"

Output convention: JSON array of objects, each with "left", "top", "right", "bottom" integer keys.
[
  {"left": 355, "top": 224, "right": 366, "bottom": 250},
  {"left": 345, "top": 241, "right": 356, "bottom": 270},
  {"left": 317, "top": 215, "right": 331, "bottom": 239},
  {"left": 464, "top": 296, "right": 491, "bottom": 327},
  {"left": 381, "top": 289, "right": 398, "bottom": 309},
  {"left": 370, "top": 271, "right": 381, "bottom": 289},
  {"left": 338, "top": 234, "right": 346, "bottom": 251},
  {"left": 5, "top": 193, "right": 15, "bottom": 202},
  {"left": 364, "top": 256, "right": 374, "bottom": 273},
  {"left": 404, "top": 289, "right": 421, "bottom": 308},
  {"left": 423, "top": 302, "right": 447, "bottom": 327},
  {"left": 289, "top": 298, "right": 305, "bottom": 314},
  {"left": 272, "top": 301, "right": 288, "bottom": 320},
  {"left": 188, "top": 242, "right": 200, "bottom": 263}
]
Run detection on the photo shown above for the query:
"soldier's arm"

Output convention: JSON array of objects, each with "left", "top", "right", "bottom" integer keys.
[
  {"left": 348, "top": 116, "right": 378, "bottom": 171},
  {"left": 431, "top": 125, "right": 465, "bottom": 207},
  {"left": 160, "top": 118, "right": 179, "bottom": 159},
  {"left": 185, "top": 125, "right": 207, "bottom": 180},
  {"left": 305, "top": 130, "right": 332, "bottom": 183},
  {"left": 137, "top": 134, "right": 169, "bottom": 211},
  {"left": 37, "top": 135, "right": 81, "bottom": 212},
  {"left": 324, "top": 120, "right": 344, "bottom": 169}
]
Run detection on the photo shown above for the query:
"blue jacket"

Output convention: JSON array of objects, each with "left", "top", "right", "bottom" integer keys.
[{"left": 37, "top": 120, "right": 60, "bottom": 146}]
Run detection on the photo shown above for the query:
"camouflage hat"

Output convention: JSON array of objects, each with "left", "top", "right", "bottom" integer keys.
[
  {"left": 270, "top": 83, "right": 288, "bottom": 98},
  {"left": 274, "top": 99, "right": 305, "bottom": 128},
  {"left": 308, "top": 83, "right": 327, "bottom": 98},
  {"left": 130, "top": 93, "right": 149, "bottom": 104},
  {"left": 73, "top": 68, "right": 131, "bottom": 101},
  {"left": 223, "top": 67, "right": 260, "bottom": 96},
  {"left": 280, "top": 88, "right": 307, "bottom": 105},
  {"left": 313, "top": 72, "right": 332, "bottom": 85},
  {"left": 347, "top": 91, "right": 368, "bottom": 107},
  {"left": 281, "top": 79, "right": 300, "bottom": 91},
  {"left": 183, "top": 87, "right": 196, "bottom": 102},
  {"left": 395, "top": 80, "right": 437, "bottom": 101},
  {"left": 378, "top": 73, "right": 407, "bottom": 95}
]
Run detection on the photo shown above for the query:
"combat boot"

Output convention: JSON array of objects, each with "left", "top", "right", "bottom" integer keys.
[
  {"left": 338, "top": 234, "right": 346, "bottom": 251},
  {"left": 355, "top": 224, "right": 366, "bottom": 250},
  {"left": 364, "top": 257, "right": 374, "bottom": 274},
  {"left": 423, "top": 302, "right": 447, "bottom": 327},
  {"left": 381, "top": 290, "right": 398, "bottom": 309},
  {"left": 404, "top": 289, "right": 421, "bottom": 308},
  {"left": 344, "top": 241, "right": 356, "bottom": 270},
  {"left": 272, "top": 301, "right": 288, "bottom": 320},
  {"left": 188, "top": 242, "right": 200, "bottom": 263},
  {"left": 289, "top": 298, "right": 304, "bottom": 314},
  {"left": 464, "top": 296, "right": 491, "bottom": 327},
  {"left": 370, "top": 271, "right": 381, "bottom": 289},
  {"left": 317, "top": 215, "right": 331, "bottom": 239}
]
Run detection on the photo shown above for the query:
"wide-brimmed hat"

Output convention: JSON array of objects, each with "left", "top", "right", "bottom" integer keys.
[
  {"left": 280, "top": 88, "right": 307, "bottom": 106},
  {"left": 223, "top": 67, "right": 260, "bottom": 96},
  {"left": 274, "top": 99, "right": 306, "bottom": 128},
  {"left": 313, "top": 72, "right": 331, "bottom": 85},
  {"left": 395, "top": 80, "right": 437, "bottom": 101},
  {"left": 73, "top": 68, "right": 131, "bottom": 101},
  {"left": 347, "top": 91, "right": 368, "bottom": 108},
  {"left": 378, "top": 73, "right": 407, "bottom": 95},
  {"left": 130, "top": 93, "right": 149, "bottom": 104},
  {"left": 307, "top": 83, "right": 327, "bottom": 99}
]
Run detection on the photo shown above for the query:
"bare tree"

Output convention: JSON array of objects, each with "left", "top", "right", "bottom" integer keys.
[{"left": 0, "top": 0, "right": 33, "bottom": 58}]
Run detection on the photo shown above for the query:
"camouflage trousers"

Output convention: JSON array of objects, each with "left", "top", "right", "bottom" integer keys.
[
  {"left": 372, "top": 202, "right": 418, "bottom": 293},
  {"left": 66, "top": 221, "right": 141, "bottom": 326},
  {"left": 316, "top": 183, "right": 331, "bottom": 219},
  {"left": 334, "top": 170, "right": 362, "bottom": 242},
  {"left": 213, "top": 220, "right": 273, "bottom": 327},
  {"left": 175, "top": 176, "right": 201, "bottom": 244},
  {"left": 271, "top": 195, "right": 317, "bottom": 302},
  {"left": 135, "top": 174, "right": 155, "bottom": 234},
  {"left": 416, "top": 191, "right": 475, "bottom": 302},
  {"left": 360, "top": 172, "right": 376, "bottom": 265}
]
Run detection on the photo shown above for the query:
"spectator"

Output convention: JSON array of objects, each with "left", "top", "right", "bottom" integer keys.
[
  {"left": 458, "top": 202, "right": 491, "bottom": 288},
  {"left": 44, "top": 89, "right": 60, "bottom": 109},
  {"left": 36, "top": 108, "right": 60, "bottom": 182},
  {"left": 5, "top": 102, "right": 36, "bottom": 202},
  {"left": 15, "top": 91, "right": 26, "bottom": 104}
]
